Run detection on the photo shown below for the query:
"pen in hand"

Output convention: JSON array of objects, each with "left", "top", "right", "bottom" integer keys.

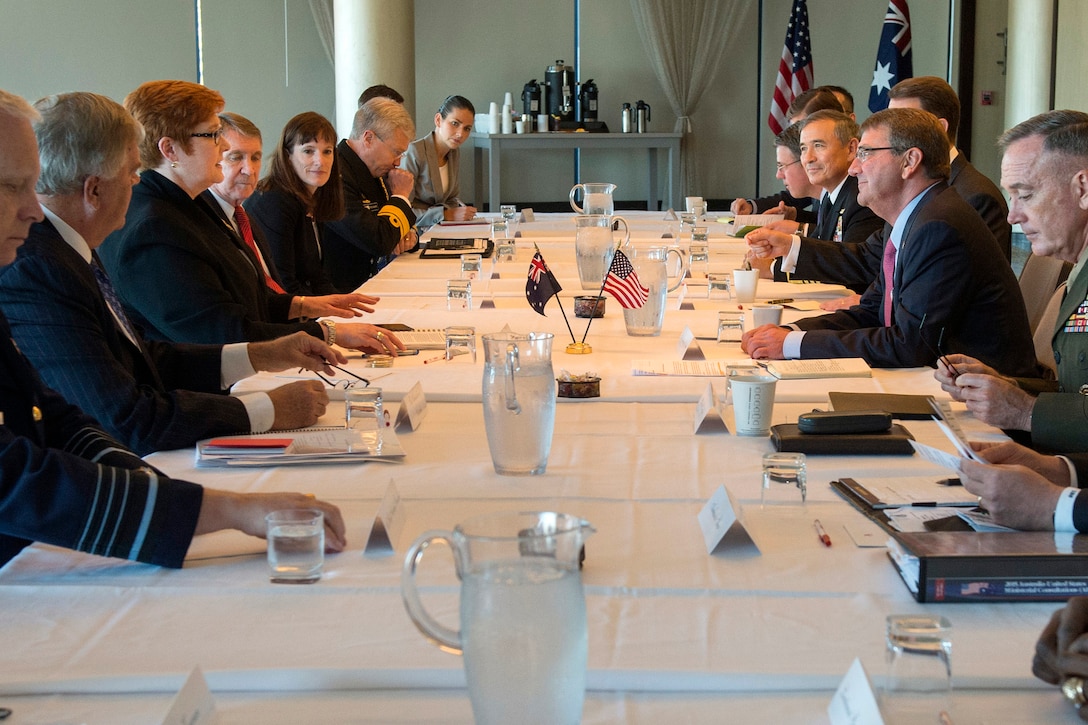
[{"left": 814, "top": 519, "right": 832, "bottom": 547}]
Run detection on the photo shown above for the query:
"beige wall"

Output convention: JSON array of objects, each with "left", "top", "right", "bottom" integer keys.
[
  {"left": 0, "top": 0, "right": 1027, "bottom": 206},
  {"left": 1055, "top": 0, "right": 1088, "bottom": 112}
]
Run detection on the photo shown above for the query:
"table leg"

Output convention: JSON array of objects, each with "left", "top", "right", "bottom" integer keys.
[
  {"left": 474, "top": 145, "right": 485, "bottom": 211},
  {"left": 488, "top": 139, "right": 501, "bottom": 213},
  {"left": 647, "top": 148, "right": 659, "bottom": 212}
]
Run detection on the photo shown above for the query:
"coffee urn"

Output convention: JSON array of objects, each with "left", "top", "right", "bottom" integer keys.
[
  {"left": 635, "top": 99, "right": 651, "bottom": 133},
  {"left": 579, "top": 79, "right": 598, "bottom": 123},
  {"left": 522, "top": 79, "right": 542, "bottom": 118},
  {"left": 545, "top": 60, "right": 575, "bottom": 123}
]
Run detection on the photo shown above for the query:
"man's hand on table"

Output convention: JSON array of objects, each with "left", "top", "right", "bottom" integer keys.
[
  {"left": 1034, "top": 597, "right": 1088, "bottom": 721},
  {"left": 820, "top": 293, "right": 861, "bottom": 311},
  {"left": 741, "top": 324, "right": 788, "bottom": 359},
  {"left": 730, "top": 198, "right": 753, "bottom": 215},
  {"left": 195, "top": 489, "right": 347, "bottom": 552},
  {"left": 268, "top": 380, "right": 329, "bottom": 430},
  {"left": 302, "top": 293, "right": 380, "bottom": 318},
  {"left": 935, "top": 354, "right": 1035, "bottom": 431},
  {"left": 248, "top": 331, "right": 347, "bottom": 374},
  {"left": 336, "top": 323, "right": 405, "bottom": 355},
  {"left": 958, "top": 456, "right": 1063, "bottom": 530}
]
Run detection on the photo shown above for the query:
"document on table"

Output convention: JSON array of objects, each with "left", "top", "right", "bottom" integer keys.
[
  {"left": 632, "top": 360, "right": 741, "bottom": 376},
  {"left": 196, "top": 428, "right": 405, "bottom": 467}
]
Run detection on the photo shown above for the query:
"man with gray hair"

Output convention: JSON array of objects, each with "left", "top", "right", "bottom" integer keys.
[
  {"left": 0, "top": 87, "right": 346, "bottom": 567},
  {"left": 323, "top": 97, "right": 418, "bottom": 290},
  {"left": 0, "top": 91, "right": 344, "bottom": 455},
  {"left": 937, "top": 110, "right": 1088, "bottom": 453}
]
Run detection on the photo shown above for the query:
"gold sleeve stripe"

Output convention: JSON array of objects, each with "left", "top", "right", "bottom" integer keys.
[{"left": 378, "top": 204, "right": 411, "bottom": 236}]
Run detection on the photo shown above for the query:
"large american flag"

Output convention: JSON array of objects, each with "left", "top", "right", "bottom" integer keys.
[
  {"left": 602, "top": 249, "right": 649, "bottom": 309},
  {"left": 868, "top": 0, "right": 913, "bottom": 112},
  {"left": 768, "top": 0, "right": 814, "bottom": 135}
]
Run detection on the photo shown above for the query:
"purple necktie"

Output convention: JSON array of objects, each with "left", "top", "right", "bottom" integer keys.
[{"left": 882, "top": 239, "right": 898, "bottom": 327}]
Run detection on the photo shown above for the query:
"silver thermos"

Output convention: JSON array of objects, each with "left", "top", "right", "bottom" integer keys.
[
  {"left": 635, "top": 100, "right": 651, "bottom": 133},
  {"left": 620, "top": 103, "right": 634, "bottom": 133}
]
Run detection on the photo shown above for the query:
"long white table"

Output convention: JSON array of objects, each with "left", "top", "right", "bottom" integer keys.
[{"left": 0, "top": 213, "right": 1077, "bottom": 724}]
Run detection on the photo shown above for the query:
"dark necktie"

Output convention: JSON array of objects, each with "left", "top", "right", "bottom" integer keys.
[
  {"left": 91, "top": 251, "right": 143, "bottom": 346},
  {"left": 234, "top": 205, "right": 287, "bottom": 294},
  {"left": 816, "top": 195, "right": 833, "bottom": 240}
]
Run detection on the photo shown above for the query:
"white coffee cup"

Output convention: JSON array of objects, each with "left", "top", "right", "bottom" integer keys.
[
  {"left": 751, "top": 303, "right": 784, "bottom": 328},
  {"left": 728, "top": 374, "right": 777, "bottom": 436},
  {"left": 732, "top": 269, "right": 759, "bottom": 303},
  {"left": 685, "top": 196, "right": 704, "bottom": 214}
]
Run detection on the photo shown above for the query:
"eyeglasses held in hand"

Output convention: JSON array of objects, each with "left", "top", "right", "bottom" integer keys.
[
  {"left": 300, "top": 361, "right": 371, "bottom": 390},
  {"left": 918, "top": 313, "right": 959, "bottom": 377}
]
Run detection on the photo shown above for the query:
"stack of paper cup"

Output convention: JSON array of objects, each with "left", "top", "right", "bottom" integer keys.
[
  {"left": 501, "top": 104, "right": 513, "bottom": 134},
  {"left": 489, "top": 102, "right": 500, "bottom": 135}
]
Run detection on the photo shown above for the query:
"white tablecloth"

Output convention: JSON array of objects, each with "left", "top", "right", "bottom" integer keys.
[{"left": 0, "top": 213, "right": 1075, "bottom": 724}]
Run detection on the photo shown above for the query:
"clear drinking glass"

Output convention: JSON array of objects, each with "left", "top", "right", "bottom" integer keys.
[
  {"left": 460, "top": 253, "right": 484, "bottom": 280},
  {"left": 445, "top": 325, "right": 477, "bottom": 362},
  {"left": 882, "top": 615, "right": 953, "bottom": 723},
  {"left": 447, "top": 279, "right": 472, "bottom": 310},
  {"left": 760, "top": 451, "right": 806, "bottom": 504},
  {"left": 707, "top": 272, "right": 732, "bottom": 300},
  {"left": 716, "top": 310, "right": 744, "bottom": 343},
  {"left": 266, "top": 509, "right": 324, "bottom": 584}
]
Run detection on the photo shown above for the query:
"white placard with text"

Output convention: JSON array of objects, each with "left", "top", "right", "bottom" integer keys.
[
  {"left": 697, "top": 485, "right": 759, "bottom": 555},
  {"left": 364, "top": 479, "right": 406, "bottom": 557},
  {"left": 395, "top": 381, "right": 428, "bottom": 431}
]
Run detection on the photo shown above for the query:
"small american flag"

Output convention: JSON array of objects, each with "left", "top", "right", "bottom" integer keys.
[
  {"left": 767, "top": 0, "right": 814, "bottom": 135},
  {"left": 602, "top": 249, "right": 649, "bottom": 309}
]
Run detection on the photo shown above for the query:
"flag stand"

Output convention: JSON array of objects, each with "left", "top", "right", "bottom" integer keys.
[{"left": 565, "top": 341, "right": 592, "bottom": 355}]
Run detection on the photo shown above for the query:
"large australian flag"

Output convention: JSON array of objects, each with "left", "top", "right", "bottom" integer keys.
[{"left": 868, "top": 0, "right": 913, "bottom": 113}]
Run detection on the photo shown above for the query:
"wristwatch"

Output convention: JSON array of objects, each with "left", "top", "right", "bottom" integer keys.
[{"left": 321, "top": 320, "right": 337, "bottom": 347}]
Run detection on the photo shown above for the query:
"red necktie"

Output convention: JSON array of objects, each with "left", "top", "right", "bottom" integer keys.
[
  {"left": 234, "top": 205, "right": 287, "bottom": 295},
  {"left": 882, "top": 238, "right": 897, "bottom": 326}
]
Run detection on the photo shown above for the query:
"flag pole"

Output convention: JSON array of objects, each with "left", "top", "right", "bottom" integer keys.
[
  {"left": 579, "top": 239, "right": 624, "bottom": 346},
  {"left": 531, "top": 243, "right": 583, "bottom": 353}
]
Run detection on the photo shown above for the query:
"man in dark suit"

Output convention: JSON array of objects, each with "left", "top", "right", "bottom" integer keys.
[
  {"left": 322, "top": 97, "right": 418, "bottom": 290},
  {"left": 0, "top": 92, "right": 346, "bottom": 456},
  {"left": 0, "top": 88, "right": 345, "bottom": 568},
  {"left": 741, "top": 108, "right": 1038, "bottom": 374},
  {"left": 747, "top": 78, "right": 1015, "bottom": 307},
  {"left": 744, "top": 111, "right": 884, "bottom": 292},
  {"left": 203, "top": 111, "right": 284, "bottom": 294}
]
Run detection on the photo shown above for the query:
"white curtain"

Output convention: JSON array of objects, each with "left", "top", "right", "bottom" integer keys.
[
  {"left": 628, "top": 0, "right": 755, "bottom": 198},
  {"left": 310, "top": 0, "right": 335, "bottom": 68}
]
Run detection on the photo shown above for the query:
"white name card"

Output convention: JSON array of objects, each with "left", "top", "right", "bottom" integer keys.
[
  {"left": 677, "top": 326, "right": 705, "bottom": 361},
  {"left": 697, "top": 485, "right": 759, "bottom": 555},
  {"left": 395, "top": 381, "right": 428, "bottom": 431},
  {"left": 693, "top": 382, "right": 728, "bottom": 434},
  {"left": 364, "top": 479, "right": 406, "bottom": 557},
  {"left": 161, "top": 666, "right": 217, "bottom": 725},
  {"left": 827, "top": 658, "right": 884, "bottom": 725}
]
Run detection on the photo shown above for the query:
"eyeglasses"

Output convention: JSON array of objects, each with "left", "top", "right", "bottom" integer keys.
[
  {"left": 918, "top": 313, "right": 959, "bottom": 377},
  {"left": 372, "top": 133, "right": 406, "bottom": 159},
  {"left": 301, "top": 361, "right": 371, "bottom": 390},
  {"left": 855, "top": 146, "right": 900, "bottom": 162},
  {"left": 775, "top": 159, "right": 801, "bottom": 172},
  {"left": 191, "top": 128, "right": 222, "bottom": 143}
]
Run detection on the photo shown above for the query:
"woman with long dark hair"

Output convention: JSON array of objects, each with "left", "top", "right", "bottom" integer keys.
[
  {"left": 402, "top": 95, "right": 477, "bottom": 231},
  {"left": 246, "top": 112, "right": 343, "bottom": 295}
]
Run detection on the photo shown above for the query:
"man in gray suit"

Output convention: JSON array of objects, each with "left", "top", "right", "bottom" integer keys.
[{"left": 0, "top": 91, "right": 344, "bottom": 455}]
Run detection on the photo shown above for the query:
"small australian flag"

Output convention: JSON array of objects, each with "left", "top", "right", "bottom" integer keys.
[{"left": 525, "top": 250, "right": 562, "bottom": 315}]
